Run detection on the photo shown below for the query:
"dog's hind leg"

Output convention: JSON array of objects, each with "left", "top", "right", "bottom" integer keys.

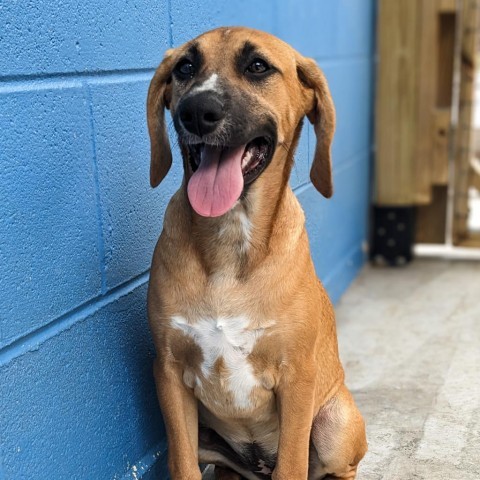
[{"left": 309, "top": 385, "right": 367, "bottom": 480}]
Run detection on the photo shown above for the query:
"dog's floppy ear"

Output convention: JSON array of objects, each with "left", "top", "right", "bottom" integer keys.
[
  {"left": 296, "top": 56, "right": 335, "bottom": 198},
  {"left": 147, "top": 49, "right": 176, "bottom": 188}
]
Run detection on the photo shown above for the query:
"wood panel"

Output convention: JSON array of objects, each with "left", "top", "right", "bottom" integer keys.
[
  {"left": 432, "top": 107, "right": 452, "bottom": 185},
  {"left": 375, "top": 0, "right": 420, "bottom": 205},
  {"left": 375, "top": 1, "right": 455, "bottom": 206},
  {"left": 375, "top": 0, "right": 480, "bottom": 247},
  {"left": 437, "top": 12, "right": 456, "bottom": 108},
  {"left": 415, "top": 186, "right": 448, "bottom": 243},
  {"left": 415, "top": 0, "right": 439, "bottom": 203},
  {"left": 471, "top": 161, "right": 480, "bottom": 189},
  {"left": 453, "top": 0, "right": 479, "bottom": 244},
  {"left": 439, "top": 0, "right": 457, "bottom": 12}
]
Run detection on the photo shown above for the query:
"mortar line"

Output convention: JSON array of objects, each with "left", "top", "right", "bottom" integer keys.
[
  {"left": 0, "top": 271, "right": 150, "bottom": 367},
  {"left": 0, "top": 54, "right": 371, "bottom": 87},
  {"left": 167, "top": 0, "right": 174, "bottom": 47},
  {"left": 0, "top": 67, "right": 156, "bottom": 84},
  {"left": 85, "top": 81, "right": 107, "bottom": 294},
  {"left": 312, "top": 54, "right": 372, "bottom": 67}
]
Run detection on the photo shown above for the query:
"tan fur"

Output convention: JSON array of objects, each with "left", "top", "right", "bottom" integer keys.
[{"left": 147, "top": 27, "right": 367, "bottom": 480}]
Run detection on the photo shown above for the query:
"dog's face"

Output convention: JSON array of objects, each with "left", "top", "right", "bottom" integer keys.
[{"left": 147, "top": 27, "right": 335, "bottom": 217}]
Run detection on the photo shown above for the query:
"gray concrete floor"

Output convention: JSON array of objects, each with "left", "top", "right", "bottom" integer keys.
[
  {"left": 204, "top": 259, "right": 480, "bottom": 479},
  {"left": 338, "top": 259, "right": 480, "bottom": 480}
]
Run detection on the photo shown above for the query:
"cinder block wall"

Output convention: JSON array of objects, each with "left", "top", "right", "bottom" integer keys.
[{"left": 0, "top": 1, "right": 375, "bottom": 478}]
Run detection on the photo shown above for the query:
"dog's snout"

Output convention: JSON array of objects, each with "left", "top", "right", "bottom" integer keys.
[{"left": 178, "top": 93, "right": 225, "bottom": 137}]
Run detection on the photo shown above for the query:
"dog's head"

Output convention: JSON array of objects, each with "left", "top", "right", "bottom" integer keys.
[{"left": 147, "top": 27, "right": 335, "bottom": 217}]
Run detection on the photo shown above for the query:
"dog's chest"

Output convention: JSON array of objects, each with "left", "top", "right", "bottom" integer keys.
[{"left": 171, "top": 315, "right": 271, "bottom": 412}]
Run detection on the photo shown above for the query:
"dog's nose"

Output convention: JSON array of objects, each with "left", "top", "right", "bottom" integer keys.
[{"left": 178, "top": 93, "right": 225, "bottom": 137}]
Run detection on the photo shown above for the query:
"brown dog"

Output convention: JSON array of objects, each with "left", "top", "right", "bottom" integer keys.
[{"left": 146, "top": 27, "right": 367, "bottom": 480}]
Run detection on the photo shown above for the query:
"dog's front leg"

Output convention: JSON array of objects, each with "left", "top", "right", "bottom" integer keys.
[
  {"left": 153, "top": 358, "right": 201, "bottom": 480},
  {"left": 273, "top": 368, "right": 316, "bottom": 480}
]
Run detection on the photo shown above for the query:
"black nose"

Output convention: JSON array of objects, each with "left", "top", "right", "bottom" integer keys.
[{"left": 178, "top": 93, "right": 225, "bottom": 137}]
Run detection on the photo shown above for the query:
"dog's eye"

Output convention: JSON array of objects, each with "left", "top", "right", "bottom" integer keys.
[
  {"left": 175, "top": 60, "right": 196, "bottom": 79},
  {"left": 246, "top": 59, "right": 270, "bottom": 75}
]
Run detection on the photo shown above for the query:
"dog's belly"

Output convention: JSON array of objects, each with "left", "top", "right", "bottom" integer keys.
[
  {"left": 171, "top": 314, "right": 279, "bottom": 467},
  {"left": 192, "top": 369, "right": 275, "bottom": 417},
  {"left": 194, "top": 352, "right": 279, "bottom": 475},
  {"left": 200, "top": 392, "right": 278, "bottom": 435},
  {"left": 199, "top": 399, "right": 279, "bottom": 476}
]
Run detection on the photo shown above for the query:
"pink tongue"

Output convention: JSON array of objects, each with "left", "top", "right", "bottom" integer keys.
[{"left": 187, "top": 145, "right": 245, "bottom": 217}]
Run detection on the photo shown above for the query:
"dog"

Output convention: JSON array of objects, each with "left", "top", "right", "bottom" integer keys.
[{"left": 146, "top": 27, "right": 367, "bottom": 480}]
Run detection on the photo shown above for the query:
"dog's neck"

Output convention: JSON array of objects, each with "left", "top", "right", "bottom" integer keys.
[{"left": 165, "top": 147, "right": 304, "bottom": 279}]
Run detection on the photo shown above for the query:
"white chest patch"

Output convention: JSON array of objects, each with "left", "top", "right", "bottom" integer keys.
[
  {"left": 237, "top": 211, "right": 252, "bottom": 252},
  {"left": 171, "top": 315, "right": 265, "bottom": 409},
  {"left": 217, "top": 210, "right": 252, "bottom": 253}
]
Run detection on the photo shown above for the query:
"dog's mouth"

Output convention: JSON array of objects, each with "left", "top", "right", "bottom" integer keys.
[
  {"left": 185, "top": 137, "right": 274, "bottom": 218},
  {"left": 188, "top": 137, "right": 273, "bottom": 182}
]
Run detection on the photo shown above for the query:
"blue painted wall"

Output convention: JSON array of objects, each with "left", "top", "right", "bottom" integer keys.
[{"left": 0, "top": 1, "right": 375, "bottom": 478}]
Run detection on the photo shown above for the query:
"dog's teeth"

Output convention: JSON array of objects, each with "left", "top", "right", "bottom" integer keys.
[{"left": 242, "top": 151, "right": 253, "bottom": 169}]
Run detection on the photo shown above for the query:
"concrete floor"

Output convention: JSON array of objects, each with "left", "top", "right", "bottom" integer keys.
[
  {"left": 204, "top": 259, "right": 480, "bottom": 479},
  {"left": 338, "top": 259, "right": 480, "bottom": 480}
]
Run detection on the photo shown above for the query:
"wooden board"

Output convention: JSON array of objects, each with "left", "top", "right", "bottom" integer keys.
[
  {"left": 415, "top": 0, "right": 439, "bottom": 204},
  {"left": 375, "top": 0, "right": 420, "bottom": 205},
  {"left": 436, "top": 12, "right": 456, "bottom": 108},
  {"left": 432, "top": 107, "right": 452, "bottom": 185},
  {"left": 415, "top": 186, "right": 448, "bottom": 243},
  {"left": 439, "top": 0, "right": 457, "bottom": 12},
  {"left": 471, "top": 163, "right": 480, "bottom": 190},
  {"left": 452, "top": 0, "right": 479, "bottom": 244},
  {"left": 375, "top": 1, "right": 456, "bottom": 206},
  {"left": 375, "top": 0, "right": 480, "bottom": 247}
]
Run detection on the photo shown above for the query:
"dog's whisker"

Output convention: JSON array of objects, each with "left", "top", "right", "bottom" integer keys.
[{"left": 278, "top": 141, "right": 292, "bottom": 154}]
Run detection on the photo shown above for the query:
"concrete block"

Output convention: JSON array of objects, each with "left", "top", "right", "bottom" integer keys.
[
  {"left": 335, "top": 0, "right": 375, "bottom": 58},
  {"left": 316, "top": 59, "right": 373, "bottom": 167},
  {"left": 88, "top": 75, "right": 184, "bottom": 289},
  {"left": 275, "top": 0, "right": 375, "bottom": 59},
  {"left": 290, "top": 125, "right": 311, "bottom": 190},
  {"left": 0, "top": 83, "right": 101, "bottom": 348},
  {"left": 0, "top": 285, "right": 165, "bottom": 480},
  {"left": 0, "top": 0, "right": 169, "bottom": 76},
  {"left": 170, "top": 0, "right": 275, "bottom": 46},
  {"left": 298, "top": 151, "right": 370, "bottom": 289},
  {"left": 275, "top": 0, "right": 339, "bottom": 58}
]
